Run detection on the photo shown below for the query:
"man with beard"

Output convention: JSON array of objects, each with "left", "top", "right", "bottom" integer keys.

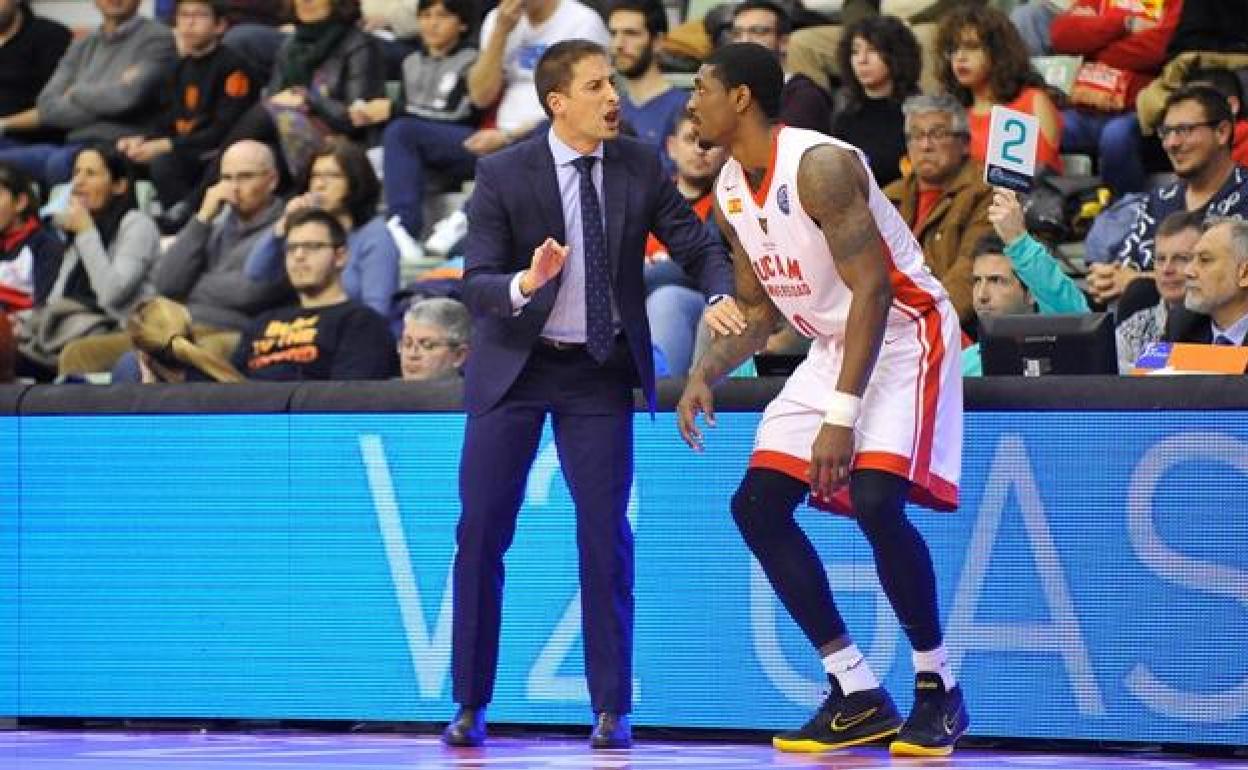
[
  {"left": 1091, "top": 85, "right": 1248, "bottom": 305},
  {"left": 1172, "top": 217, "right": 1248, "bottom": 346},
  {"left": 233, "top": 207, "right": 397, "bottom": 380},
  {"left": 607, "top": 0, "right": 687, "bottom": 165},
  {"left": 0, "top": 0, "right": 71, "bottom": 146},
  {"left": 678, "top": 42, "right": 968, "bottom": 757}
]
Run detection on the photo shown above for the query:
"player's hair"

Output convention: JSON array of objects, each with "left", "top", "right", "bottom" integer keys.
[
  {"left": 126, "top": 297, "right": 244, "bottom": 383},
  {"left": 704, "top": 42, "right": 784, "bottom": 120}
]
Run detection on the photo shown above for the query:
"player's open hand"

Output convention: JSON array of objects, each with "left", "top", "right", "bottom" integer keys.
[
  {"left": 676, "top": 376, "right": 716, "bottom": 451},
  {"left": 809, "top": 423, "right": 854, "bottom": 502},
  {"left": 704, "top": 296, "right": 747, "bottom": 336}
]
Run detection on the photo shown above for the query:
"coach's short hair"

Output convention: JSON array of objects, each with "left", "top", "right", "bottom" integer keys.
[
  {"left": 535, "top": 39, "right": 608, "bottom": 118},
  {"left": 704, "top": 42, "right": 784, "bottom": 120}
]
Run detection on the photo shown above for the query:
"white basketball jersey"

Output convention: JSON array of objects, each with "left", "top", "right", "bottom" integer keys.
[{"left": 715, "top": 127, "right": 949, "bottom": 341}]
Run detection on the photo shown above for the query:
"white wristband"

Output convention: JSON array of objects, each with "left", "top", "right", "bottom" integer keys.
[{"left": 822, "top": 391, "right": 861, "bottom": 428}]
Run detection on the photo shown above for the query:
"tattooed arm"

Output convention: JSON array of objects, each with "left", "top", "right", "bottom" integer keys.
[
  {"left": 676, "top": 197, "right": 781, "bottom": 450},
  {"left": 797, "top": 144, "right": 893, "bottom": 500}
]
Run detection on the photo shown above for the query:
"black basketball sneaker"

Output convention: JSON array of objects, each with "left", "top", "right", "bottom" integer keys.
[
  {"left": 889, "top": 672, "right": 970, "bottom": 757},
  {"left": 772, "top": 675, "right": 903, "bottom": 753}
]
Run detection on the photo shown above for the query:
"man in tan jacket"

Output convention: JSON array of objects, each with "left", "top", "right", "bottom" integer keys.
[{"left": 883, "top": 92, "right": 993, "bottom": 326}]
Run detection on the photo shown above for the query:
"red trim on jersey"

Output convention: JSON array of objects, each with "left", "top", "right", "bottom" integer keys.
[
  {"left": 747, "top": 124, "right": 785, "bottom": 208},
  {"left": 747, "top": 447, "right": 958, "bottom": 516}
]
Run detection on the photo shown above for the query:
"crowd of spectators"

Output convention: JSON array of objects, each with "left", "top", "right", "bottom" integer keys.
[{"left": 2, "top": 0, "right": 1248, "bottom": 387}]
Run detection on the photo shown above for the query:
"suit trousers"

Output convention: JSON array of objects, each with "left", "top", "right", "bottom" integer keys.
[{"left": 452, "top": 337, "right": 635, "bottom": 714}]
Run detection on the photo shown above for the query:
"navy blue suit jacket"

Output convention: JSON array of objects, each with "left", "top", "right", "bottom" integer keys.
[{"left": 461, "top": 132, "right": 734, "bottom": 416}]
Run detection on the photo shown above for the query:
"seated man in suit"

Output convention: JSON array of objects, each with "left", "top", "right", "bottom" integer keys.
[
  {"left": 1176, "top": 216, "right": 1248, "bottom": 346},
  {"left": 442, "top": 38, "right": 733, "bottom": 750}
]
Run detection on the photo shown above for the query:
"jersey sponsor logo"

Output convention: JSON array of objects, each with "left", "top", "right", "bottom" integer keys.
[
  {"left": 776, "top": 183, "right": 790, "bottom": 215},
  {"left": 727, "top": 197, "right": 743, "bottom": 214},
  {"left": 758, "top": 217, "right": 768, "bottom": 235}
]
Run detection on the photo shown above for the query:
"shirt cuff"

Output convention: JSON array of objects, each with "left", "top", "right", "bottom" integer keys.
[{"left": 509, "top": 270, "right": 532, "bottom": 313}]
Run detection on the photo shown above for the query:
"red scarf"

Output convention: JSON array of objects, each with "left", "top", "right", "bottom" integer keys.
[{"left": 1, "top": 215, "right": 38, "bottom": 256}]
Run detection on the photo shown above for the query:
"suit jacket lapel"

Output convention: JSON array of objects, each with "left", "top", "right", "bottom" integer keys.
[
  {"left": 528, "top": 137, "right": 566, "bottom": 306},
  {"left": 603, "top": 141, "right": 628, "bottom": 280},
  {"left": 529, "top": 137, "right": 566, "bottom": 254}
]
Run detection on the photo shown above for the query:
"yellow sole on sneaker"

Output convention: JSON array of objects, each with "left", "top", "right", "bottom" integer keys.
[
  {"left": 772, "top": 727, "right": 900, "bottom": 753},
  {"left": 889, "top": 740, "right": 956, "bottom": 757}
]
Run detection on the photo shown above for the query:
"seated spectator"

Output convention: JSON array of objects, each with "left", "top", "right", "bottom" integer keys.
[
  {"left": 0, "top": 310, "right": 11, "bottom": 382},
  {"left": 786, "top": 0, "right": 977, "bottom": 97},
  {"left": 830, "top": 14, "right": 920, "bottom": 189},
  {"left": 398, "top": 296, "right": 468, "bottom": 381},
  {"left": 0, "top": 162, "right": 64, "bottom": 314},
  {"left": 1091, "top": 85, "right": 1248, "bottom": 305},
  {"left": 115, "top": 0, "right": 258, "bottom": 212},
  {"left": 609, "top": 0, "right": 688, "bottom": 163},
  {"left": 963, "top": 189, "right": 1090, "bottom": 376},
  {"left": 0, "top": 0, "right": 176, "bottom": 189},
  {"left": 1116, "top": 210, "right": 1201, "bottom": 371},
  {"left": 59, "top": 140, "right": 288, "bottom": 377},
  {"left": 0, "top": 0, "right": 72, "bottom": 146},
  {"left": 936, "top": 3, "right": 1063, "bottom": 174},
  {"left": 373, "top": 0, "right": 479, "bottom": 248},
  {"left": 1009, "top": 0, "right": 1059, "bottom": 57},
  {"left": 361, "top": 0, "right": 422, "bottom": 78},
  {"left": 1167, "top": 216, "right": 1248, "bottom": 346},
  {"left": 234, "top": 206, "right": 397, "bottom": 379},
  {"left": 220, "top": 0, "right": 291, "bottom": 81},
  {"left": 247, "top": 137, "right": 399, "bottom": 317},
  {"left": 728, "top": 0, "right": 832, "bottom": 133},
  {"left": 217, "top": 0, "right": 385, "bottom": 183},
  {"left": 884, "top": 93, "right": 993, "bottom": 327},
  {"left": 644, "top": 113, "right": 728, "bottom": 376},
  {"left": 126, "top": 296, "right": 244, "bottom": 382},
  {"left": 13, "top": 146, "right": 160, "bottom": 379},
  {"left": 1051, "top": 0, "right": 1180, "bottom": 196}
]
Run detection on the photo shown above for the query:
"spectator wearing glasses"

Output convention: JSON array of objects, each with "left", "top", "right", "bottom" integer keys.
[
  {"left": 1090, "top": 85, "right": 1248, "bottom": 306},
  {"left": 726, "top": 0, "right": 832, "bottom": 133},
  {"left": 398, "top": 296, "right": 468, "bottom": 381},
  {"left": 234, "top": 206, "right": 397, "bottom": 380},
  {"left": 935, "top": 4, "right": 1063, "bottom": 175},
  {"left": 883, "top": 93, "right": 993, "bottom": 326},
  {"left": 60, "top": 139, "right": 287, "bottom": 377},
  {"left": 245, "top": 137, "right": 400, "bottom": 317},
  {"left": 1171, "top": 216, "right": 1248, "bottom": 346}
]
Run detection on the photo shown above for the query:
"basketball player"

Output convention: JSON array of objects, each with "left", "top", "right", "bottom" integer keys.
[{"left": 679, "top": 42, "right": 969, "bottom": 757}]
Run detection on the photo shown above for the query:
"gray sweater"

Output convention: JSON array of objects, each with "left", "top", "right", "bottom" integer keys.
[
  {"left": 36, "top": 15, "right": 176, "bottom": 142},
  {"left": 153, "top": 198, "right": 291, "bottom": 331},
  {"left": 47, "top": 209, "right": 162, "bottom": 321}
]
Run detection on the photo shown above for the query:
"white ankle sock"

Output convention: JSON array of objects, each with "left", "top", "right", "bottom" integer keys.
[
  {"left": 821, "top": 643, "right": 879, "bottom": 695},
  {"left": 912, "top": 645, "right": 955, "bottom": 690}
]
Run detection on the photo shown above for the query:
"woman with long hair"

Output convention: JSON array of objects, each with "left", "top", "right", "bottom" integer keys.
[
  {"left": 935, "top": 4, "right": 1064, "bottom": 174},
  {"left": 832, "top": 14, "right": 922, "bottom": 188},
  {"left": 17, "top": 144, "right": 160, "bottom": 379},
  {"left": 245, "top": 136, "right": 399, "bottom": 316},
  {"left": 126, "top": 296, "right": 244, "bottom": 382}
]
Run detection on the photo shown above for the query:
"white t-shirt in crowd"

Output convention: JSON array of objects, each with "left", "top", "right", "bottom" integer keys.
[{"left": 479, "top": 0, "right": 609, "bottom": 133}]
